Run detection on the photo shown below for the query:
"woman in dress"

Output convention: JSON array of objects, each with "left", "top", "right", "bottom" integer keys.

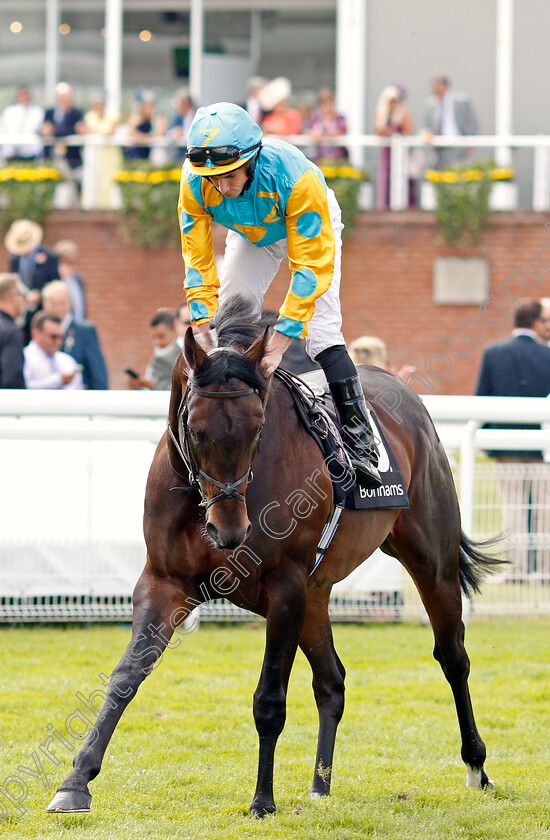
[{"left": 373, "top": 85, "right": 414, "bottom": 209}]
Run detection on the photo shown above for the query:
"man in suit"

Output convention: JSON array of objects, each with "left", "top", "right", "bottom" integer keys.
[
  {"left": 476, "top": 299, "right": 550, "bottom": 576},
  {"left": 41, "top": 280, "right": 108, "bottom": 390},
  {"left": 423, "top": 76, "right": 478, "bottom": 168},
  {"left": 4, "top": 219, "right": 58, "bottom": 298},
  {"left": 126, "top": 310, "right": 180, "bottom": 391},
  {"left": 534, "top": 297, "right": 550, "bottom": 346},
  {"left": 40, "top": 82, "right": 85, "bottom": 177},
  {"left": 53, "top": 239, "right": 86, "bottom": 321},
  {"left": 476, "top": 299, "right": 550, "bottom": 446},
  {"left": 0, "top": 273, "right": 28, "bottom": 388}
]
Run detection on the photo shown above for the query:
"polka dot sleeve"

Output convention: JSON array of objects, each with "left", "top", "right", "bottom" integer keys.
[
  {"left": 276, "top": 168, "right": 335, "bottom": 338},
  {"left": 178, "top": 169, "right": 220, "bottom": 324}
]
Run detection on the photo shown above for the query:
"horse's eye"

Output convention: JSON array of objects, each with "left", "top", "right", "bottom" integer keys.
[{"left": 189, "top": 429, "right": 199, "bottom": 444}]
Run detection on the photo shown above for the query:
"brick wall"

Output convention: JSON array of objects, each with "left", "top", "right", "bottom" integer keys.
[{"left": 3, "top": 209, "right": 549, "bottom": 392}]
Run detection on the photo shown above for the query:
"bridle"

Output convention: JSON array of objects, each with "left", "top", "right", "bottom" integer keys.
[{"left": 168, "top": 377, "right": 264, "bottom": 510}]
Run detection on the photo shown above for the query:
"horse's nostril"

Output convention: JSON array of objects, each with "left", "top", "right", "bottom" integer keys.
[
  {"left": 206, "top": 522, "right": 219, "bottom": 542},
  {"left": 245, "top": 524, "right": 252, "bottom": 540}
]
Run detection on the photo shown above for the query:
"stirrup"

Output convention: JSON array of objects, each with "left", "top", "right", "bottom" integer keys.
[{"left": 349, "top": 454, "right": 382, "bottom": 489}]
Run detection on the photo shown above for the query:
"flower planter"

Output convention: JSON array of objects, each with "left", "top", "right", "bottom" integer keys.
[
  {"left": 0, "top": 164, "right": 62, "bottom": 233},
  {"left": 358, "top": 182, "right": 373, "bottom": 210},
  {"left": 489, "top": 181, "right": 518, "bottom": 210},
  {"left": 53, "top": 182, "right": 79, "bottom": 210},
  {"left": 420, "top": 181, "right": 437, "bottom": 211}
]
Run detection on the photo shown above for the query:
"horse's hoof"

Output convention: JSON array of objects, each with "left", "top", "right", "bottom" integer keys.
[
  {"left": 307, "top": 789, "right": 328, "bottom": 800},
  {"left": 46, "top": 789, "right": 91, "bottom": 813},
  {"left": 466, "top": 766, "right": 495, "bottom": 790},
  {"left": 248, "top": 802, "right": 276, "bottom": 819}
]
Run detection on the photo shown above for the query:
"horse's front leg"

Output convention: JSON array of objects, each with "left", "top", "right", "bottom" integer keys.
[
  {"left": 299, "top": 589, "right": 346, "bottom": 799},
  {"left": 249, "top": 567, "right": 307, "bottom": 818},
  {"left": 46, "top": 569, "right": 189, "bottom": 813}
]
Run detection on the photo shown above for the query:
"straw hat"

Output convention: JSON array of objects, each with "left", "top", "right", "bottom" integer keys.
[
  {"left": 259, "top": 77, "right": 292, "bottom": 112},
  {"left": 4, "top": 219, "right": 43, "bottom": 256}
]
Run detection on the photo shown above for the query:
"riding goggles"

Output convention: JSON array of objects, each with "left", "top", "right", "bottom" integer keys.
[{"left": 186, "top": 142, "right": 262, "bottom": 168}]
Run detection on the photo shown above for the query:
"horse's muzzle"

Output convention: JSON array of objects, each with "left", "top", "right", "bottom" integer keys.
[{"left": 206, "top": 519, "right": 252, "bottom": 550}]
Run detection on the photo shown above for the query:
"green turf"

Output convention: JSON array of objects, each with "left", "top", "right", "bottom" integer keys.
[{"left": 0, "top": 620, "right": 549, "bottom": 839}]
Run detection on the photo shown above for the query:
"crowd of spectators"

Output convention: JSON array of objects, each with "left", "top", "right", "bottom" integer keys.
[
  {"left": 0, "top": 73, "right": 479, "bottom": 213},
  {"left": 1, "top": 219, "right": 108, "bottom": 391},
  {"left": 0, "top": 82, "right": 199, "bottom": 203}
]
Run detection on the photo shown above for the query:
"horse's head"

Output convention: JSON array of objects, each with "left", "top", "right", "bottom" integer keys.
[{"left": 177, "top": 324, "right": 270, "bottom": 550}]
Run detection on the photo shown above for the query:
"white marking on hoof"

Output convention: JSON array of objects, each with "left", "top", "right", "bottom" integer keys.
[
  {"left": 466, "top": 765, "right": 482, "bottom": 788},
  {"left": 308, "top": 791, "right": 323, "bottom": 800}
]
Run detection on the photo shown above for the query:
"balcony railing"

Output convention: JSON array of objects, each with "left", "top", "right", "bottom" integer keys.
[{"left": 1, "top": 131, "right": 550, "bottom": 212}]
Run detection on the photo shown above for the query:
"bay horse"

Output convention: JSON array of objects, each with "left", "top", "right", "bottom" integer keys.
[{"left": 47, "top": 297, "right": 500, "bottom": 818}]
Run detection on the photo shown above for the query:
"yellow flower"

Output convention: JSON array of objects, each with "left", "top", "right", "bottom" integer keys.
[
  {"left": 0, "top": 165, "right": 62, "bottom": 182},
  {"left": 490, "top": 168, "right": 514, "bottom": 181},
  {"left": 425, "top": 170, "right": 441, "bottom": 182},
  {"left": 320, "top": 163, "right": 366, "bottom": 182}
]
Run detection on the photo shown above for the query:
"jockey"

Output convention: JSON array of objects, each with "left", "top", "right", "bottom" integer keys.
[{"left": 178, "top": 101, "right": 381, "bottom": 490}]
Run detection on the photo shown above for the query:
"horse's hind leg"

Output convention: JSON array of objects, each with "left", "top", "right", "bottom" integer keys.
[
  {"left": 299, "top": 589, "right": 345, "bottom": 798},
  {"left": 46, "top": 569, "right": 188, "bottom": 813},
  {"left": 430, "top": 601, "right": 491, "bottom": 788},
  {"left": 399, "top": 528, "right": 490, "bottom": 788}
]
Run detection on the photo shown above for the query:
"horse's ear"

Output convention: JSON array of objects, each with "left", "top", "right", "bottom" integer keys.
[
  {"left": 183, "top": 326, "right": 207, "bottom": 372},
  {"left": 245, "top": 326, "right": 270, "bottom": 366}
]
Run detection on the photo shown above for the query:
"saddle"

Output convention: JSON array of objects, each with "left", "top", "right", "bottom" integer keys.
[{"left": 274, "top": 368, "right": 409, "bottom": 512}]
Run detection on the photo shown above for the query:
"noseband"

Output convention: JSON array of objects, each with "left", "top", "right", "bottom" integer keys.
[{"left": 168, "top": 378, "right": 262, "bottom": 510}]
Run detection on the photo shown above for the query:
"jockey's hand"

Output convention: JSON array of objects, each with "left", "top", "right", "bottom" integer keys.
[
  {"left": 262, "top": 331, "right": 293, "bottom": 376},
  {"left": 193, "top": 321, "right": 211, "bottom": 334},
  {"left": 193, "top": 320, "right": 217, "bottom": 352}
]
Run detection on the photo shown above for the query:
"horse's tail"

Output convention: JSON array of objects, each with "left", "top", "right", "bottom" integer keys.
[{"left": 458, "top": 531, "right": 507, "bottom": 598}]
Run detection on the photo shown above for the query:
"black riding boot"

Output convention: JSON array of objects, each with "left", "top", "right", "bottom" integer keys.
[{"left": 329, "top": 375, "right": 382, "bottom": 489}]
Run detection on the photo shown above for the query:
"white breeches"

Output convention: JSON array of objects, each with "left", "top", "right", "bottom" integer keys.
[{"left": 219, "top": 187, "right": 345, "bottom": 359}]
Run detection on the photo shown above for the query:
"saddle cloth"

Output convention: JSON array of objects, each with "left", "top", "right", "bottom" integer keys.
[{"left": 275, "top": 368, "right": 409, "bottom": 511}]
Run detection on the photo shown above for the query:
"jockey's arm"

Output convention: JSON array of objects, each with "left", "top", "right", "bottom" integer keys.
[
  {"left": 178, "top": 171, "right": 220, "bottom": 325},
  {"left": 275, "top": 169, "right": 336, "bottom": 340}
]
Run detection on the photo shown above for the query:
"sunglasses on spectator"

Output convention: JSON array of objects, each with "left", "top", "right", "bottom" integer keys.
[
  {"left": 186, "top": 143, "right": 261, "bottom": 167},
  {"left": 44, "top": 332, "right": 64, "bottom": 341}
]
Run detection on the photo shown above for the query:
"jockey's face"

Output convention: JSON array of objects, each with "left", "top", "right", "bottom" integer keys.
[{"left": 206, "top": 164, "right": 248, "bottom": 198}]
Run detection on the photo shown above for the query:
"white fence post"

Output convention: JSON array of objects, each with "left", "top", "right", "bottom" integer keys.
[
  {"left": 459, "top": 420, "right": 480, "bottom": 536},
  {"left": 533, "top": 137, "right": 550, "bottom": 212}
]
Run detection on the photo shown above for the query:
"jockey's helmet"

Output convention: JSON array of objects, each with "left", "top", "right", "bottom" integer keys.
[{"left": 185, "top": 102, "right": 263, "bottom": 176}]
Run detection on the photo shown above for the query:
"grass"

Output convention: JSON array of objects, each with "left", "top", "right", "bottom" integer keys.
[{"left": 0, "top": 620, "right": 549, "bottom": 839}]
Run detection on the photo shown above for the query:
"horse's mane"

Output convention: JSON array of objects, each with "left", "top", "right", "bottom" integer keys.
[{"left": 191, "top": 296, "right": 269, "bottom": 395}]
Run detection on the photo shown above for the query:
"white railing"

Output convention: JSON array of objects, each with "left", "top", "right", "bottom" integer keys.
[
  {"left": 0, "top": 391, "right": 548, "bottom": 621},
  {"left": 1, "top": 131, "right": 549, "bottom": 211}
]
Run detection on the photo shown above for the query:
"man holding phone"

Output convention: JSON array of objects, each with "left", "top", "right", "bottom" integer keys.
[{"left": 126, "top": 310, "right": 181, "bottom": 391}]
